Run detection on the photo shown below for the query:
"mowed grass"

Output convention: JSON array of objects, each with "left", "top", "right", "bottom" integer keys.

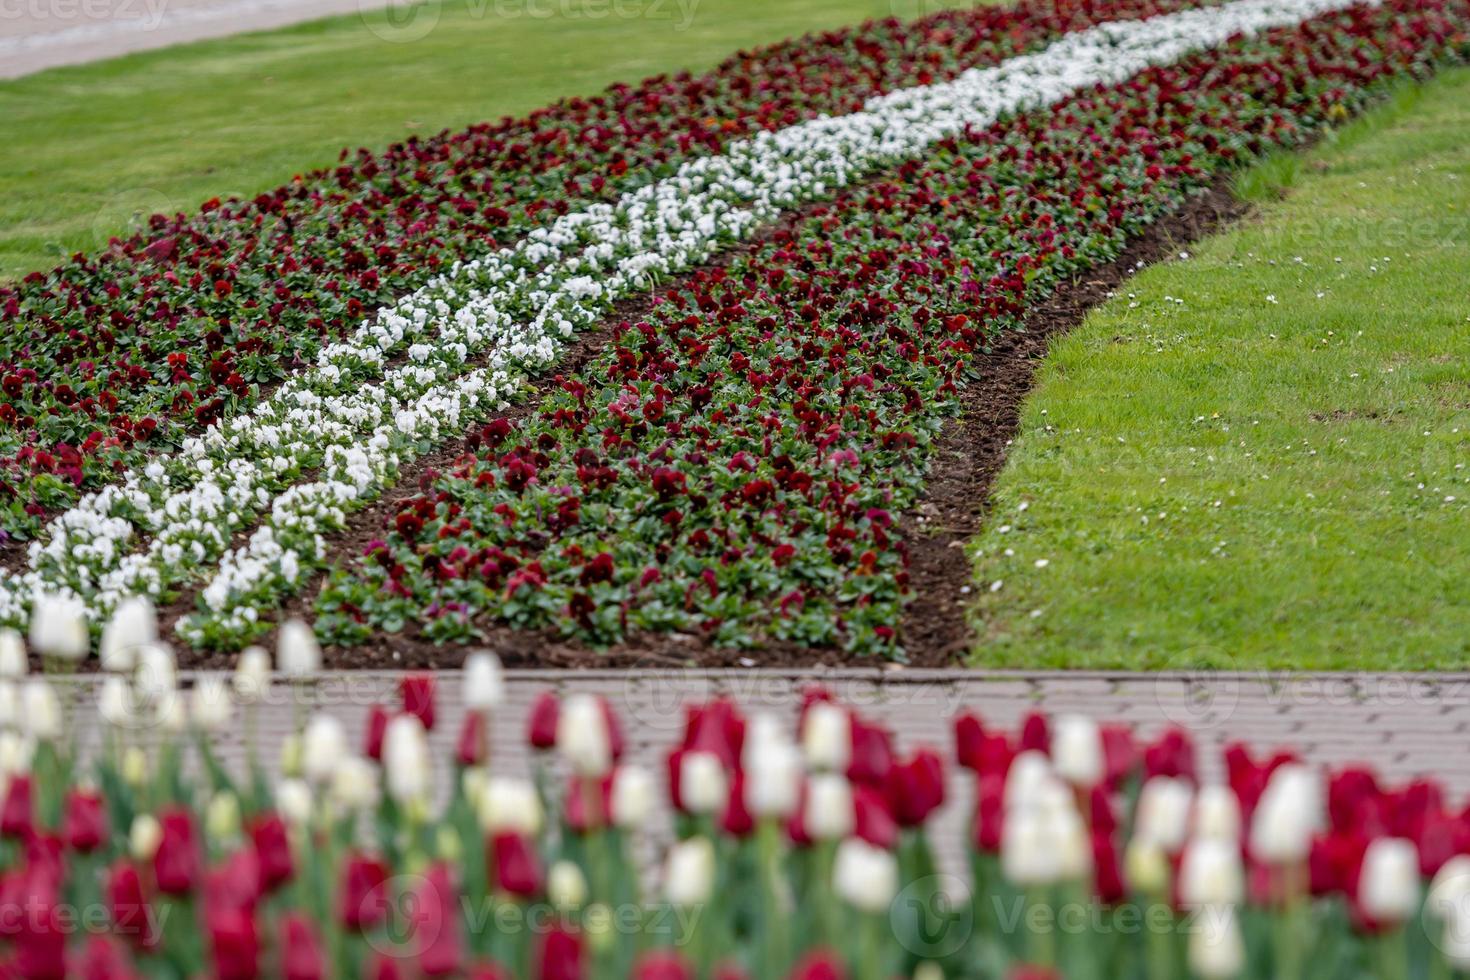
[
  {"left": 968, "top": 68, "right": 1470, "bottom": 671},
  {"left": 0, "top": 0, "right": 978, "bottom": 279}
]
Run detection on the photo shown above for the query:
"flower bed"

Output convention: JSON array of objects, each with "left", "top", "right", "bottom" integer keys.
[
  {"left": 2, "top": 625, "right": 1470, "bottom": 978},
  {"left": 0, "top": 0, "right": 1190, "bottom": 535},
  {"left": 310, "top": 0, "right": 1470, "bottom": 658}
]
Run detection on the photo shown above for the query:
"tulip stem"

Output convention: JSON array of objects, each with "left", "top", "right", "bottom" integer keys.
[{"left": 1377, "top": 927, "right": 1409, "bottom": 980}]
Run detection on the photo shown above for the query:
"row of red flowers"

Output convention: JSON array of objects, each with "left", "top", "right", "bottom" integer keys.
[
  {"left": 0, "top": 0, "right": 1193, "bottom": 537},
  {"left": 310, "top": 0, "right": 1470, "bottom": 657},
  {"left": 3, "top": 631, "right": 1470, "bottom": 979}
]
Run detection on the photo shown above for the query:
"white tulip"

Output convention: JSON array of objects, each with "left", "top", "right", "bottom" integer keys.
[
  {"left": 1188, "top": 904, "right": 1245, "bottom": 979},
  {"left": 1358, "top": 837, "right": 1421, "bottom": 925},
  {"left": 191, "top": 678, "right": 233, "bottom": 732},
  {"left": 99, "top": 596, "right": 156, "bottom": 672},
  {"left": 98, "top": 675, "right": 134, "bottom": 727},
  {"left": 1249, "top": 764, "right": 1321, "bottom": 865},
  {"left": 1193, "top": 784, "right": 1241, "bottom": 840},
  {"left": 1443, "top": 910, "right": 1470, "bottom": 972},
  {"left": 665, "top": 837, "right": 716, "bottom": 906},
  {"left": 130, "top": 814, "right": 162, "bottom": 861},
  {"left": 679, "top": 751, "right": 728, "bottom": 815},
  {"left": 1004, "top": 751, "right": 1056, "bottom": 811},
  {"left": 834, "top": 837, "right": 899, "bottom": 914},
  {"left": 556, "top": 695, "right": 612, "bottom": 777},
  {"left": 0, "top": 629, "right": 26, "bottom": 678},
  {"left": 746, "top": 741, "right": 803, "bottom": 818},
  {"left": 1053, "top": 806, "right": 1094, "bottom": 881},
  {"left": 804, "top": 773, "right": 854, "bottom": 840},
  {"left": 610, "top": 765, "right": 655, "bottom": 829},
  {"left": 1052, "top": 715, "right": 1104, "bottom": 788},
  {"left": 276, "top": 620, "right": 322, "bottom": 677},
  {"left": 0, "top": 731, "right": 35, "bottom": 776},
  {"left": 205, "top": 791, "right": 242, "bottom": 841},
  {"left": 21, "top": 679, "right": 62, "bottom": 740},
  {"left": 478, "top": 777, "right": 542, "bottom": 835},
  {"left": 1427, "top": 855, "right": 1470, "bottom": 921},
  {"left": 276, "top": 778, "right": 313, "bottom": 827},
  {"left": 383, "top": 714, "right": 432, "bottom": 805},
  {"left": 0, "top": 680, "right": 16, "bottom": 728},
  {"left": 134, "top": 643, "right": 177, "bottom": 700},
  {"left": 28, "top": 593, "right": 89, "bottom": 661},
  {"left": 233, "top": 647, "right": 272, "bottom": 704},
  {"left": 548, "top": 861, "right": 589, "bottom": 908},
  {"left": 1002, "top": 806, "right": 1061, "bottom": 886},
  {"left": 742, "top": 714, "right": 786, "bottom": 767},
  {"left": 154, "top": 690, "right": 187, "bottom": 733},
  {"left": 463, "top": 652, "right": 505, "bottom": 710},
  {"left": 301, "top": 714, "right": 348, "bottom": 784},
  {"left": 801, "top": 702, "right": 851, "bottom": 772},
  {"left": 1179, "top": 839, "right": 1244, "bottom": 906},
  {"left": 1125, "top": 838, "right": 1171, "bottom": 894},
  {"left": 1135, "top": 777, "right": 1194, "bottom": 854},
  {"left": 120, "top": 745, "right": 148, "bottom": 787},
  {"left": 329, "top": 756, "right": 380, "bottom": 812}
]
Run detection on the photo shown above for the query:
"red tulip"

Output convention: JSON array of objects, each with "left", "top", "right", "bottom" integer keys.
[
  {"left": 1009, "top": 968, "right": 1062, "bottom": 980},
  {"left": 153, "top": 808, "right": 200, "bottom": 895},
  {"left": 205, "top": 848, "right": 262, "bottom": 917},
  {"left": 1088, "top": 784, "right": 1117, "bottom": 835},
  {"left": 721, "top": 770, "right": 754, "bottom": 837},
  {"left": 370, "top": 955, "right": 405, "bottom": 980},
  {"left": 853, "top": 784, "right": 898, "bottom": 849},
  {"left": 15, "top": 897, "right": 66, "bottom": 980},
  {"left": 207, "top": 906, "right": 259, "bottom": 980},
  {"left": 1019, "top": 712, "right": 1050, "bottom": 754},
  {"left": 787, "top": 950, "right": 846, "bottom": 980},
  {"left": 364, "top": 704, "right": 391, "bottom": 760},
  {"left": 887, "top": 747, "right": 945, "bottom": 827},
  {"left": 412, "top": 864, "right": 463, "bottom": 976},
  {"left": 1328, "top": 766, "right": 1382, "bottom": 832},
  {"left": 248, "top": 813, "right": 294, "bottom": 892},
  {"left": 563, "top": 773, "right": 612, "bottom": 832},
  {"left": 1100, "top": 724, "right": 1137, "bottom": 788},
  {"left": 401, "top": 674, "right": 437, "bottom": 730},
  {"left": 1, "top": 775, "right": 33, "bottom": 839},
  {"left": 973, "top": 773, "right": 1005, "bottom": 853},
  {"left": 491, "top": 832, "right": 542, "bottom": 897},
  {"left": 682, "top": 698, "right": 745, "bottom": 769},
  {"left": 955, "top": 712, "right": 1014, "bottom": 778},
  {"left": 846, "top": 716, "right": 893, "bottom": 787},
  {"left": 1093, "top": 831, "right": 1125, "bottom": 904},
  {"left": 340, "top": 854, "right": 391, "bottom": 931},
  {"left": 107, "top": 862, "right": 155, "bottom": 948},
  {"left": 538, "top": 924, "right": 584, "bottom": 980},
  {"left": 465, "top": 964, "right": 516, "bottom": 980},
  {"left": 632, "top": 950, "right": 695, "bottom": 980},
  {"left": 712, "top": 964, "right": 752, "bottom": 980},
  {"left": 601, "top": 697, "right": 625, "bottom": 761},
  {"left": 74, "top": 935, "right": 138, "bottom": 980},
  {"left": 63, "top": 789, "right": 107, "bottom": 852},
  {"left": 528, "top": 692, "right": 559, "bottom": 749},
  {"left": 457, "top": 710, "right": 489, "bottom": 767},
  {"left": 1142, "top": 728, "right": 1195, "bottom": 784},
  {"left": 281, "top": 913, "right": 326, "bottom": 980}
]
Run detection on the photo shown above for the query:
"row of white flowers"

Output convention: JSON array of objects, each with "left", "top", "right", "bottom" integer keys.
[{"left": 1, "top": 0, "right": 1370, "bottom": 647}]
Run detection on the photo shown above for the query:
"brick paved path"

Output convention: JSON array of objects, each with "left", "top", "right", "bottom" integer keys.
[{"left": 60, "top": 668, "right": 1470, "bottom": 873}]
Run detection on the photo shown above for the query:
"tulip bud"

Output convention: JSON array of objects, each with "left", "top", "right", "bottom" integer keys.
[
  {"left": 0, "top": 629, "right": 26, "bottom": 678},
  {"left": 557, "top": 695, "right": 612, "bottom": 777},
  {"left": 1125, "top": 838, "right": 1170, "bottom": 894},
  {"left": 833, "top": 837, "right": 899, "bottom": 914},
  {"left": 121, "top": 746, "right": 148, "bottom": 787},
  {"left": 477, "top": 777, "right": 542, "bottom": 836},
  {"left": 135, "top": 643, "right": 177, "bottom": 700},
  {"left": 100, "top": 596, "right": 156, "bottom": 672},
  {"left": 130, "top": 814, "right": 163, "bottom": 861},
  {"left": 330, "top": 756, "right": 380, "bottom": 813},
  {"left": 206, "top": 791, "right": 242, "bottom": 842},
  {"left": 233, "top": 647, "right": 271, "bottom": 703},
  {"left": 463, "top": 652, "right": 505, "bottom": 710},
  {"left": 802, "top": 702, "right": 851, "bottom": 771},
  {"left": 1193, "top": 784, "right": 1241, "bottom": 840},
  {"left": 1134, "top": 776, "right": 1194, "bottom": 854},
  {"left": 277, "top": 620, "right": 322, "bottom": 677},
  {"left": 1178, "top": 838, "right": 1244, "bottom": 906},
  {"left": 1052, "top": 715, "right": 1104, "bottom": 788},
  {"left": 29, "top": 593, "right": 89, "bottom": 661},
  {"left": 280, "top": 733, "right": 303, "bottom": 778},
  {"left": 1358, "top": 837, "right": 1421, "bottom": 925},
  {"left": 302, "top": 714, "right": 348, "bottom": 785},
  {"left": 276, "top": 778, "right": 313, "bottom": 828},
  {"left": 548, "top": 861, "right": 589, "bottom": 909},
  {"left": 665, "top": 837, "right": 716, "bottom": 906},
  {"left": 611, "top": 765, "right": 655, "bottom": 829},
  {"left": 679, "top": 751, "right": 727, "bottom": 815},
  {"left": 98, "top": 675, "right": 133, "bottom": 728},
  {"left": 1187, "top": 904, "right": 1244, "bottom": 979},
  {"left": 1249, "top": 764, "right": 1322, "bottom": 865},
  {"left": 21, "top": 679, "right": 62, "bottom": 740},
  {"left": 746, "top": 741, "right": 802, "bottom": 818},
  {"left": 383, "top": 714, "right": 431, "bottom": 805},
  {"left": 191, "top": 678, "right": 233, "bottom": 732},
  {"left": 804, "top": 773, "right": 854, "bottom": 841}
]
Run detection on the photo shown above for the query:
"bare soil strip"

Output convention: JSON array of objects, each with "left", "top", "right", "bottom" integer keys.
[{"left": 161, "top": 182, "right": 1249, "bottom": 671}]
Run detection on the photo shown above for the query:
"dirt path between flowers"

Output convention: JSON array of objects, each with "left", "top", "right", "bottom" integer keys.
[{"left": 165, "top": 180, "right": 1250, "bottom": 672}]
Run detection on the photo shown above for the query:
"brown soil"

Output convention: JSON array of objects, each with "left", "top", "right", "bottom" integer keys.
[{"left": 167, "top": 182, "right": 1248, "bottom": 672}]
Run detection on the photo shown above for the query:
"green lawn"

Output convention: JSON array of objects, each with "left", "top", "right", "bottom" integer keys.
[
  {"left": 0, "top": 0, "right": 973, "bottom": 278},
  {"left": 968, "top": 68, "right": 1470, "bottom": 671}
]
